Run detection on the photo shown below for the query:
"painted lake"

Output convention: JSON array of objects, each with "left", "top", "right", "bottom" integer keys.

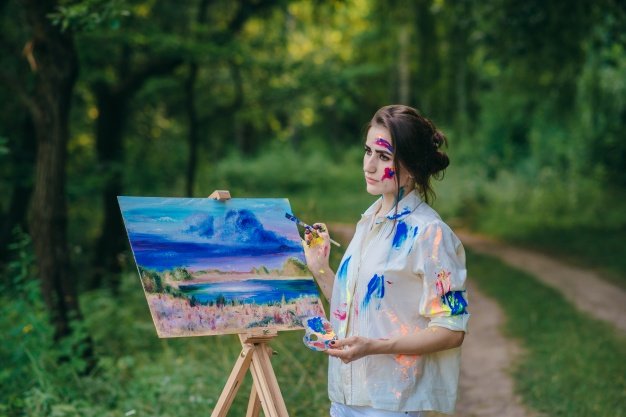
[{"left": 178, "top": 278, "right": 319, "bottom": 305}]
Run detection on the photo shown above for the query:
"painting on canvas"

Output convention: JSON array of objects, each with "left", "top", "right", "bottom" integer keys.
[{"left": 117, "top": 196, "right": 325, "bottom": 337}]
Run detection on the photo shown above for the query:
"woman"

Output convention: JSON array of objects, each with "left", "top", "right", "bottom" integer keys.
[{"left": 304, "top": 105, "right": 469, "bottom": 417}]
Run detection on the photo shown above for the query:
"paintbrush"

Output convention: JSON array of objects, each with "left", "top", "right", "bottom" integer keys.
[{"left": 285, "top": 213, "right": 341, "bottom": 247}]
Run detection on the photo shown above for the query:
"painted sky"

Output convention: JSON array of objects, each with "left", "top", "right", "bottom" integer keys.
[{"left": 118, "top": 197, "right": 305, "bottom": 272}]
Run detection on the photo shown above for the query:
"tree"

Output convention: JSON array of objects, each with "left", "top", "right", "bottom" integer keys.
[{"left": 18, "top": 0, "right": 94, "bottom": 366}]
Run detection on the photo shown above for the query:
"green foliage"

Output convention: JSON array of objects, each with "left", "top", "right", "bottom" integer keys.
[
  {"left": 197, "top": 141, "right": 372, "bottom": 223},
  {"left": 0, "top": 136, "right": 9, "bottom": 157},
  {"left": 48, "top": 0, "right": 130, "bottom": 32},
  {"left": 469, "top": 251, "right": 626, "bottom": 416}
]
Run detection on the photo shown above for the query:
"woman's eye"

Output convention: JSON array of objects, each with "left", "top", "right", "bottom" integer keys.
[
  {"left": 364, "top": 147, "right": 372, "bottom": 155},
  {"left": 379, "top": 154, "right": 390, "bottom": 162}
]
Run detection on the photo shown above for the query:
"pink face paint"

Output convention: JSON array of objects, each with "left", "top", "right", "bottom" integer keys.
[
  {"left": 381, "top": 167, "right": 395, "bottom": 181},
  {"left": 374, "top": 137, "right": 394, "bottom": 153}
]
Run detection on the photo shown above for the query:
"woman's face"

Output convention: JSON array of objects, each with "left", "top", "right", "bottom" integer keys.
[{"left": 363, "top": 125, "right": 410, "bottom": 197}]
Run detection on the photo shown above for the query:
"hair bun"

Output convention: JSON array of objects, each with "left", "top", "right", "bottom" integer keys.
[
  {"left": 432, "top": 130, "right": 445, "bottom": 149},
  {"left": 431, "top": 150, "right": 450, "bottom": 173}
]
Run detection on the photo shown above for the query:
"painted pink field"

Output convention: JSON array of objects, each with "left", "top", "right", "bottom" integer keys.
[{"left": 146, "top": 293, "right": 325, "bottom": 338}]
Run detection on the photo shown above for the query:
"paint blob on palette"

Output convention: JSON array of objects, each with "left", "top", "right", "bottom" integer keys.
[{"left": 303, "top": 316, "right": 337, "bottom": 351}]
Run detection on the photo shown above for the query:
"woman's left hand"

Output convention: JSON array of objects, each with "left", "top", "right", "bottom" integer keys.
[{"left": 326, "top": 336, "right": 373, "bottom": 363}]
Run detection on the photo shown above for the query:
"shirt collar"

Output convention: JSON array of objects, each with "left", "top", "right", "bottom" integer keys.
[{"left": 361, "top": 190, "right": 423, "bottom": 224}]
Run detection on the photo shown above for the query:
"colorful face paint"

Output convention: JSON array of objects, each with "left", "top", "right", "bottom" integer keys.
[
  {"left": 392, "top": 221, "right": 409, "bottom": 249},
  {"left": 303, "top": 316, "right": 337, "bottom": 351},
  {"left": 381, "top": 167, "right": 395, "bottom": 181},
  {"left": 362, "top": 273, "right": 385, "bottom": 309},
  {"left": 374, "top": 137, "right": 394, "bottom": 153}
]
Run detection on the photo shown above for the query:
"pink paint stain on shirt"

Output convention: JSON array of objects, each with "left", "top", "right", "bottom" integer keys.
[
  {"left": 381, "top": 167, "right": 395, "bottom": 181},
  {"left": 333, "top": 309, "right": 347, "bottom": 320}
]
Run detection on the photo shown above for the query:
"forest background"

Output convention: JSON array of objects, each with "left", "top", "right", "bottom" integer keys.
[{"left": 1, "top": 0, "right": 625, "bottom": 416}]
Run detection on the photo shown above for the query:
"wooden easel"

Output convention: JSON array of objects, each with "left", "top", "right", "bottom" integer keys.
[{"left": 208, "top": 190, "right": 289, "bottom": 417}]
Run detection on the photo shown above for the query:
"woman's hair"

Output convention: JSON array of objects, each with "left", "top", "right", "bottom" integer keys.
[{"left": 368, "top": 104, "right": 449, "bottom": 205}]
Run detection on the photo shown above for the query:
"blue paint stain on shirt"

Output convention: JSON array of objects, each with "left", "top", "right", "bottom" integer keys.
[
  {"left": 387, "top": 207, "right": 411, "bottom": 220},
  {"left": 392, "top": 221, "right": 409, "bottom": 249},
  {"left": 441, "top": 291, "right": 468, "bottom": 315},
  {"left": 337, "top": 255, "right": 351, "bottom": 281},
  {"left": 407, "top": 225, "right": 420, "bottom": 253},
  {"left": 362, "top": 274, "right": 385, "bottom": 308}
]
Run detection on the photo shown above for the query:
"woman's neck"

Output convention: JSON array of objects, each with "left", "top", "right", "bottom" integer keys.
[{"left": 378, "top": 186, "right": 411, "bottom": 217}]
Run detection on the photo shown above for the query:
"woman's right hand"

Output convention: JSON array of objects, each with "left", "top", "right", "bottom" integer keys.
[{"left": 302, "top": 223, "right": 331, "bottom": 279}]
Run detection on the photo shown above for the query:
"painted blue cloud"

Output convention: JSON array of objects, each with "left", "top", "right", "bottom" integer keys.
[
  {"left": 185, "top": 214, "right": 215, "bottom": 237},
  {"left": 129, "top": 209, "right": 300, "bottom": 271}
]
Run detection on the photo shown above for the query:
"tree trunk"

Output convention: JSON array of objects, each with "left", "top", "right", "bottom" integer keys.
[
  {"left": 90, "top": 56, "right": 183, "bottom": 290},
  {"left": 184, "top": 0, "right": 211, "bottom": 197},
  {"left": 23, "top": 0, "right": 94, "bottom": 367},
  {"left": 0, "top": 115, "right": 35, "bottom": 264},
  {"left": 397, "top": 25, "right": 411, "bottom": 105},
  {"left": 91, "top": 85, "right": 127, "bottom": 289},
  {"left": 184, "top": 63, "right": 200, "bottom": 197},
  {"left": 415, "top": 0, "right": 439, "bottom": 114}
]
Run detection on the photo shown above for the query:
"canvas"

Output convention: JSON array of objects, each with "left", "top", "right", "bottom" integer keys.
[{"left": 117, "top": 196, "right": 325, "bottom": 338}]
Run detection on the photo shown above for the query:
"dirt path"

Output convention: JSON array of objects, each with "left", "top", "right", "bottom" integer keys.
[
  {"left": 456, "top": 231, "right": 626, "bottom": 334},
  {"left": 328, "top": 223, "right": 535, "bottom": 417},
  {"left": 453, "top": 280, "right": 535, "bottom": 417}
]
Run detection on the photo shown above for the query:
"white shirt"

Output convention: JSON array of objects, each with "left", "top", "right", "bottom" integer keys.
[{"left": 328, "top": 190, "right": 469, "bottom": 414}]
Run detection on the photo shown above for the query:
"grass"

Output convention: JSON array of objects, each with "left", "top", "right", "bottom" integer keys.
[
  {"left": 468, "top": 249, "right": 626, "bottom": 417},
  {"left": 1, "top": 272, "right": 333, "bottom": 417}
]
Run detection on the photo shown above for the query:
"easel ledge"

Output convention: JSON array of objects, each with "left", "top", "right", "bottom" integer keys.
[{"left": 209, "top": 190, "right": 290, "bottom": 417}]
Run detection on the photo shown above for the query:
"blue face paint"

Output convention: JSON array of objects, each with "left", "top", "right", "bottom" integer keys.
[
  {"left": 441, "top": 291, "right": 468, "bottom": 315},
  {"left": 392, "top": 221, "right": 409, "bottom": 249},
  {"left": 337, "top": 255, "right": 351, "bottom": 281},
  {"left": 362, "top": 274, "right": 385, "bottom": 308}
]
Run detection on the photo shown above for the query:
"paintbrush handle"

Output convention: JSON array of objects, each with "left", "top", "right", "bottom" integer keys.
[{"left": 329, "top": 237, "right": 341, "bottom": 247}]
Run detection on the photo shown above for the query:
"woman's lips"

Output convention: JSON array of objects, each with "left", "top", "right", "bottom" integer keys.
[{"left": 365, "top": 177, "right": 378, "bottom": 184}]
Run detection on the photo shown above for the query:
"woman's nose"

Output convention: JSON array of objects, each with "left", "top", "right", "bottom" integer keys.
[{"left": 363, "top": 154, "right": 376, "bottom": 172}]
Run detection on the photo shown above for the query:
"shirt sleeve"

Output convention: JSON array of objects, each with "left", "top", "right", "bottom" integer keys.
[{"left": 413, "top": 220, "right": 469, "bottom": 332}]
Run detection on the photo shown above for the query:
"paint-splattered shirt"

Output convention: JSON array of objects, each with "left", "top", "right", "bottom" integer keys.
[{"left": 328, "top": 190, "right": 469, "bottom": 414}]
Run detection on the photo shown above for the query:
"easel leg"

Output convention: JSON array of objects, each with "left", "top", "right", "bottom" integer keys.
[
  {"left": 211, "top": 332, "right": 289, "bottom": 417},
  {"left": 246, "top": 385, "right": 261, "bottom": 417},
  {"left": 210, "top": 344, "right": 254, "bottom": 417},
  {"left": 248, "top": 341, "right": 289, "bottom": 417}
]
